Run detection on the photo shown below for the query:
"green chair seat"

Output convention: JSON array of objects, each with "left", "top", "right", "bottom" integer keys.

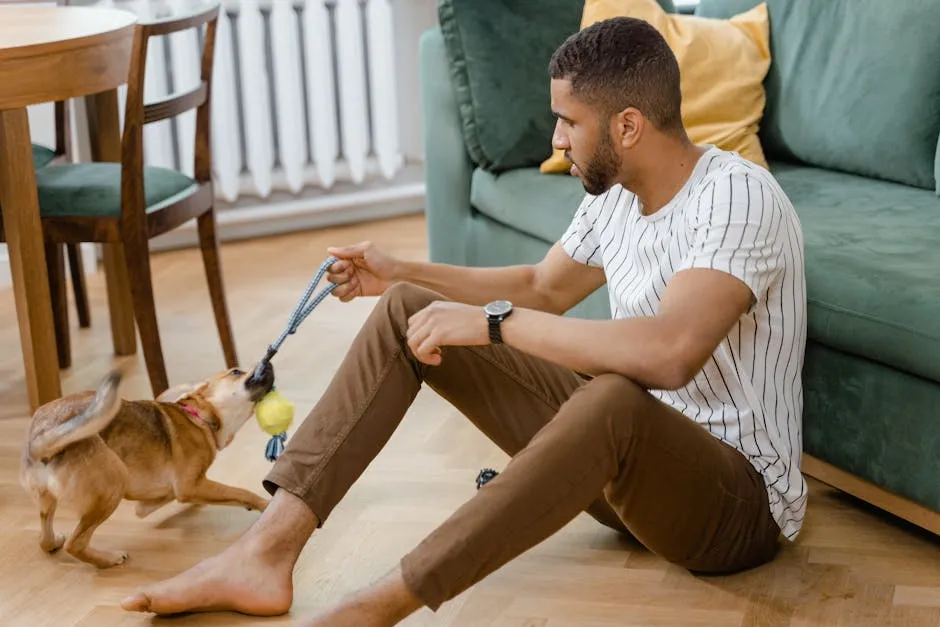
[
  {"left": 35, "top": 163, "right": 198, "bottom": 218},
  {"left": 32, "top": 144, "right": 57, "bottom": 170}
]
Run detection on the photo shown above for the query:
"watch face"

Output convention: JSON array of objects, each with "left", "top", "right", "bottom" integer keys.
[{"left": 485, "top": 300, "right": 513, "bottom": 317}]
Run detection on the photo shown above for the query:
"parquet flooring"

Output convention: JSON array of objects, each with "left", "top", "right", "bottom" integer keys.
[{"left": 0, "top": 214, "right": 937, "bottom": 626}]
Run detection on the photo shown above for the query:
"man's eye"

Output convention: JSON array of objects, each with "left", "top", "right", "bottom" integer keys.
[{"left": 230, "top": 369, "right": 245, "bottom": 376}]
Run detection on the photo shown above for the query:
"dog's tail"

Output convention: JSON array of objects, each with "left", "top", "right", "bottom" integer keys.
[{"left": 28, "top": 369, "right": 125, "bottom": 462}]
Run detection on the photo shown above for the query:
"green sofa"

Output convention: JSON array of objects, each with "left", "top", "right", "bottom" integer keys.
[{"left": 419, "top": 0, "right": 940, "bottom": 535}]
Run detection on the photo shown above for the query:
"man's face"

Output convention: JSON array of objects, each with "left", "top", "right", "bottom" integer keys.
[{"left": 550, "top": 78, "right": 622, "bottom": 196}]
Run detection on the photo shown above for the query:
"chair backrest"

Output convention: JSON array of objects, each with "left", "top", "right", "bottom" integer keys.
[{"left": 119, "top": 0, "right": 221, "bottom": 223}]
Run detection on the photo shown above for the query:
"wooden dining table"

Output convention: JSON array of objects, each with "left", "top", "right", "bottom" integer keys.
[{"left": 0, "top": 5, "right": 139, "bottom": 412}]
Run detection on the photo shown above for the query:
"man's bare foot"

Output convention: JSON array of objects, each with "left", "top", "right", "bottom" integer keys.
[
  {"left": 122, "top": 488, "right": 318, "bottom": 616},
  {"left": 121, "top": 540, "right": 292, "bottom": 616},
  {"left": 305, "top": 567, "right": 423, "bottom": 627}
]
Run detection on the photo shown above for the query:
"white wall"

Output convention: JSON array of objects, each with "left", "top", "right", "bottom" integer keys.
[{"left": 392, "top": 0, "right": 439, "bottom": 163}]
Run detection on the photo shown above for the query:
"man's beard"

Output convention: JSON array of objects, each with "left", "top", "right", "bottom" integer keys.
[{"left": 572, "top": 132, "right": 620, "bottom": 196}]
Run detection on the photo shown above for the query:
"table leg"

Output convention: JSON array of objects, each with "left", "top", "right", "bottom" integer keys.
[
  {"left": 0, "top": 108, "right": 61, "bottom": 412},
  {"left": 85, "top": 89, "right": 136, "bottom": 356}
]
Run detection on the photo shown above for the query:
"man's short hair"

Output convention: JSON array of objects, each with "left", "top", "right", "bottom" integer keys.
[{"left": 548, "top": 17, "right": 684, "bottom": 135}]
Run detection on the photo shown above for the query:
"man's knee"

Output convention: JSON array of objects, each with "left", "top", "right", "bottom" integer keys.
[
  {"left": 579, "top": 373, "right": 647, "bottom": 411},
  {"left": 566, "top": 373, "right": 648, "bottom": 435}
]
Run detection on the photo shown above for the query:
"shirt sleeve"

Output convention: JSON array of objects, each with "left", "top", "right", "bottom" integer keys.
[
  {"left": 677, "top": 170, "right": 787, "bottom": 300},
  {"left": 561, "top": 193, "right": 604, "bottom": 268}
]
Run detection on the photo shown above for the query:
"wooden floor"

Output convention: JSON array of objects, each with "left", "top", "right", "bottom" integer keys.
[{"left": 1, "top": 214, "right": 938, "bottom": 626}]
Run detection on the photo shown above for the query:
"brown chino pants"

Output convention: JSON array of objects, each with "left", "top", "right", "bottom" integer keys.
[{"left": 262, "top": 282, "right": 781, "bottom": 611}]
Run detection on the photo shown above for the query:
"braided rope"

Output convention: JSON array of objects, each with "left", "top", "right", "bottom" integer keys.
[{"left": 254, "top": 256, "right": 338, "bottom": 376}]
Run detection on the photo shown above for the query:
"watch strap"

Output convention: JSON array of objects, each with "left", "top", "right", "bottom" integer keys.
[{"left": 488, "top": 316, "right": 503, "bottom": 344}]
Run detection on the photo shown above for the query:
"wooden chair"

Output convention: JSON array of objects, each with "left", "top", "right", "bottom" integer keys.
[{"left": 28, "top": 1, "right": 236, "bottom": 397}]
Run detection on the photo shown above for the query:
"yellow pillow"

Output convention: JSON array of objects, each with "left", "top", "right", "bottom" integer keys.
[{"left": 541, "top": 0, "right": 771, "bottom": 173}]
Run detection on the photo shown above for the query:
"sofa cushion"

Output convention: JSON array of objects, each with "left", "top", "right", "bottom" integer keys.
[
  {"left": 437, "top": 0, "right": 674, "bottom": 172},
  {"left": 803, "top": 341, "right": 940, "bottom": 513},
  {"left": 697, "top": 0, "right": 940, "bottom": 191},
  {"left": 771, "top": 163, "right": 940, "bottom": 383},
  {"left": 471, "top": 167, "right": 584, "bottom": 244},
  {"left": 437, "top": 0, "right": 582, "bottom": 172}
]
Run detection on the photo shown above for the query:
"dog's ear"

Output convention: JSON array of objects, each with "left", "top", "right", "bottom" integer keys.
[{"left": 158, "top": 382, "right": 207, "bottom": 403}]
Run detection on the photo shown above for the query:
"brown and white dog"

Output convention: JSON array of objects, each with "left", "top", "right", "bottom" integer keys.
[{"left": 19, "top": 361, "right": 276, "bottom": 568}]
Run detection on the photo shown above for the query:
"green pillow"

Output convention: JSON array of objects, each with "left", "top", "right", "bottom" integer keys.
[
  {"left": 437, "top": 0, "right": 582, "bottom": 171},
  {"left": 698, "top": 0, "right": 940, "bottom": 191}
]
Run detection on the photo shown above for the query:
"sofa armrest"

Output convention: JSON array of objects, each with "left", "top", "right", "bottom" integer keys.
[{"left": 419, "top": 27, "right": 474, "bottom": 266}]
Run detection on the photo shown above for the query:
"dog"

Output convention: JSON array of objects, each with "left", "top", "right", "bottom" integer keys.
[{"left": 19, "top": 360, "right": 276, "bottom": 568}]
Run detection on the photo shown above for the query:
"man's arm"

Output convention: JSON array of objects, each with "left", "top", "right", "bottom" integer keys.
[
  {"left": 495, "top": 268, "right": 755, "bottom": 390},
  {"left": 406, "top": 267, "right": 755, "bottom": 389},
  {"left": 395, "top": 242, "right": 606, "bottom": 314},
  {"left": 330, "top": 192, "right": 608, "bottom": 311}
]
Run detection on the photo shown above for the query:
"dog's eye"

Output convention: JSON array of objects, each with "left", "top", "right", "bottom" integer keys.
[{"left": 230, "top": 368, "right": 245, "bottom": 376}]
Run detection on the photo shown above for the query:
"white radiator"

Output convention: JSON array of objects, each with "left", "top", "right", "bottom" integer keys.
[{"left": 137, "top": 0, "right": 405, "bottom": 199}]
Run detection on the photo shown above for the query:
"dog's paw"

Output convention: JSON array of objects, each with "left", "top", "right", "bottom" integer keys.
[
  {"left": 246, "top": 497, "right": 269, "bottom": 512},
  {"left": 40, "top": 533, "right": 67, "bottom": 553},
  {"left": 94, "top": 550, "right": 129, "bottom": 569}
]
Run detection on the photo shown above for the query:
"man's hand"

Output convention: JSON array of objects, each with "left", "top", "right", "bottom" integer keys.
[
  {"left": 326, "top": 241, "right": 400, "bottom": 301},
  {"left": 406, "top": 301, "right": 489, "bottom": 366}
]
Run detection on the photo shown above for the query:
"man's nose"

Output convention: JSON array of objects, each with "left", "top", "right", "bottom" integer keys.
[{"left": 552, "top": 126, "right": 569, "bottom": 151}]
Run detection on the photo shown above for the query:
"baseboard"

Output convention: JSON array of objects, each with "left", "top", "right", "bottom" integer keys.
[
  {"left": 802, "top": 453, "right": 940, "bottom": 536},
  {"left": 150, "top": 181, "right": 427, "bottom": 251}
]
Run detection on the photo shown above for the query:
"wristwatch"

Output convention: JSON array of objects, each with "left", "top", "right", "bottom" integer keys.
[{"left": 484, "top": 300, "right": 513, "bottom": 344}]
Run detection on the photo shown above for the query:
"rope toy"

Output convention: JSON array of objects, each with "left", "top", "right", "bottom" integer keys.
[
  {"left": 252, "top": 256, "right": 338, "bottom": 461},
  {"left": 255, "top": 390, "right": 294, "bottom": 461}
]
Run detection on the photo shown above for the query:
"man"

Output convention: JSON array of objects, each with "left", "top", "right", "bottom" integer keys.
[{"left": 122, "top": 15, "right": 807, "bottom": 626}]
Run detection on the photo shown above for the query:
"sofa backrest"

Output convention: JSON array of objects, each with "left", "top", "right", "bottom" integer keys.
[
  {"left": 697, "top": 0, "right": 940, "bottom": 191},
  {"left": 437, "top": 0, "right": 675, "bottom": 173}
]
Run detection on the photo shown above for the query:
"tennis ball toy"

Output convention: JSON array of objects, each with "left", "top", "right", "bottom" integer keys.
[{"left": 255, "top": 389, "right": 294, "bottom": 461}]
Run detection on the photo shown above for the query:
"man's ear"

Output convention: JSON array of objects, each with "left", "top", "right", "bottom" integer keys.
[{"left": 616, "top": 107, "right": 645, "bottom": 149}]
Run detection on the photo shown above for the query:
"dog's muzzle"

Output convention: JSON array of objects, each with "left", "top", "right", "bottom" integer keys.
[{"left": 246, "top": 359, "right": 275, "bottom": 400}]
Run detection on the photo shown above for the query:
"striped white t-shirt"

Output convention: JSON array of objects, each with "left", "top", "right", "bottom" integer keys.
[{"left": 561, "top": 146, "right": 808, "bottom": 540}]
